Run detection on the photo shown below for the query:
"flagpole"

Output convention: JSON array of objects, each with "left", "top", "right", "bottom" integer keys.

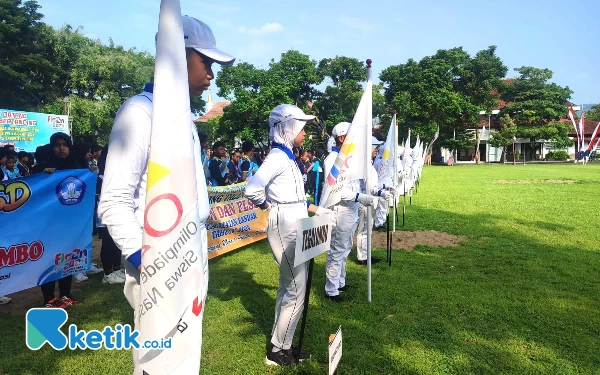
[
  {"left": 392, "top": 112, "right": 398, "bottom": 233},
  {"left": 366, "top": 59, "right": 373, "bottom": 303}
]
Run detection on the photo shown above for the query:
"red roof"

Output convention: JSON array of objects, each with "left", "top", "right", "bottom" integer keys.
[
  {"left": 194, "top": 102, "right": 231, "bottom": 123},
  {"left": 560, "top": 118, "right": 599, "bottom": 138}
]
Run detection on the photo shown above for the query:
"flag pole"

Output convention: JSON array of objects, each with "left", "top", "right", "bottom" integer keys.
[
  {"left": 392, "top": 112, "right": 398, "bottom": 233},
  {"left": 366, "top": 59, "right": 373, "bottom": 303}
]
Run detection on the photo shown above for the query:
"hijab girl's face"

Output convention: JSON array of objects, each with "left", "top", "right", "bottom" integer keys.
[{"left": 53, "top": 138, "right": 70, "bottom": 159}]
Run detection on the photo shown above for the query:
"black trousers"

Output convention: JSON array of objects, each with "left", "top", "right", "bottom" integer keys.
[
  {"left": 99, "top": 227, "right": 122, "bottom": 274},
  {"left": 40, "top": 276, "right": 72, "bottom": 304}
]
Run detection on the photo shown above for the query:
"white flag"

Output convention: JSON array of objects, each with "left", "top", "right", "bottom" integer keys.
[
  {"left": 320, "top": 64, "right": 373, "bottom": 208},
  {"left": 139, "top": 0, "right": 205, "bottom": 373},
  {"left": 376, "top": 114, "right": 397, "bottom": 187}
]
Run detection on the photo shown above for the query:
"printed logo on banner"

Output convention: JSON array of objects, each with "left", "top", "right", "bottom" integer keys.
[
  {"left": 0, "top": 180, "right": 32, "bottom": 212},
  {"left": 49, "top": 116, "right": 65, "bottom": 129},
  {"left": 56, "top": 176, "right": 86, "bottom": 206},
  {"left": 37, "top": 247, "right": 91, "bottom": 285}
]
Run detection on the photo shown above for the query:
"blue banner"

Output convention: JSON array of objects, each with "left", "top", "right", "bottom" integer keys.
[
  {"left": 0, "top": 109, "right": 70, "bottom": 152},
  {"left": 0, "top": 170, "right": 96, "bottom": 295}
]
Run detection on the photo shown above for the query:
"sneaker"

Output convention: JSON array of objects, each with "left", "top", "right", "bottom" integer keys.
[
  {"left": 87, "top": 264, "right": 103, "bottom": 274},
  {"left": 73, "top": 273, "right": 88, "bottom": 282},
  {"left": 357, "top": 258, "right": 381, "bottom": 265},
  {"left": 113, "top": 269, "right": 126, "bottom": 280},
  {"left": 0, "top": 296, "right": 11, "bottom": 305},
  {"left": 338, "top": 285, "right": 350, "bottom": 292},
  {"left": 265, "top": 348, "right": 295, "bottom": 366},
  {"left": 44, "top": 297, "right": 68, "bottom": 309},
  {"left": 292, "top": 347, "right": 311, "bottom": 362},
  {"left": 59, "top": 296, "right": 81, "bottom": 307},
  {"left": 325, "top": 294, "right": 343, "bottom": 303},
  {"left": 102, "top": 272, "right": 125, "bottom": 284}
]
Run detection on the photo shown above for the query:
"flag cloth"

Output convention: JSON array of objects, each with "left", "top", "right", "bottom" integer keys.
[
  {"left": 568, "top": 106, "right": 579, "bottom": 146},
  {"left": 578, "top": 112, "right": 585, "bottom": 150},
  {"left": 320, "top": 65, "right": 373, "bottom": 208},
  {"left": 139, "top": 0, "right": 205, "bottom": 373},
  {"left": 376, "top": 114, "right": 397, "bottom": 188},
  {"left": 587, "top": 122, "right": 600, "bottom": 152}
]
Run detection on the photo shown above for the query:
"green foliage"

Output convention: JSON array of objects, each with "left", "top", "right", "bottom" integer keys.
[
  {"left": 586, "top": 104, "right": 600, "bottom": 122},
  {"left": 489, "top": 114, "right": 518, "bottom": 162},
  {"left": 380, "top": 46, "right": 507, "bottom": 150},
  {"left": 545, "top": 150, "right": 570, "bottom": 160},
  {"left": 0, "top": 0, "right": 61, "bottom": 109}
]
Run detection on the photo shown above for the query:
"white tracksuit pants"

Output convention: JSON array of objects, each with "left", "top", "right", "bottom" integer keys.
[
  {"left": 267, "top": 202, "right": 308, "bottom": 350},
  {"left": 325, "top": 201, "right": 359, "bottom": 296},
  {"left": 374, "top": 197, "right": 388, "bottom": 228},
  {"left": 356, "top": 204, "right": 377, "bottom": 261},
  {"left": 125, "top": 228, "right": 208, "bottom": 375}
]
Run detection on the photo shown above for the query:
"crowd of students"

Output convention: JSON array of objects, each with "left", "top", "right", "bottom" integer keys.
[{"left": 0, "top": 133, "right": 126, "bottom": 307}]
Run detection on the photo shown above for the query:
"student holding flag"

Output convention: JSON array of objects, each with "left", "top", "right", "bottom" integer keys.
[
  {"left": 98, "top": 13, "right": 234, "bottom": 374},
  {"left": 245, "top": 104, "right": 333, "bottom": 366},
  {"left": 323, "top": 122, "right": 377, "bottom": 302}
]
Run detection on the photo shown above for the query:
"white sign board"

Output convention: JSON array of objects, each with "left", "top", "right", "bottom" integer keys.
[
  {"left": 329, "top": 326, "right": 342, "bottom": 375},
  {"left": 294, "top": 214, "right": 333, "bottom": 267}
]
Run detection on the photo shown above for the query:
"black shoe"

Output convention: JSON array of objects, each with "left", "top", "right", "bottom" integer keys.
[
  {"left": 326, "top": 294, "right": 343, "bottom": 303},
  {"left": 338, "top": 285, "right": 350, "bottom": 292},
  {"left": 358, "top": 258, "right": 381, "bottom": 265},
  {"left": 265, "top": 348, "right": 295, "bottom": 366},
  {"left": 292, "top": 347, "right": 311, "bottom": 362}
]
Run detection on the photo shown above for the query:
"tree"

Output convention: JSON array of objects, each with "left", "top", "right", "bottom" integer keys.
[
  {"left": 0, "top": 0, "right": 62, "bottom": 110},
  {"left": 489, "top": 114, "right": 517, "bottom": 163},
  {"left": 499, "top": 67, "right": 573, "bottom": 155},
  {"left": 586, "top": 104, "right": 600, "bottom": 122},
  {"left": 380, "top": 46, "right": 507, "bottom": 152},
  {"left": 215, "top": 51, "right": 323, "bottom": 146}
]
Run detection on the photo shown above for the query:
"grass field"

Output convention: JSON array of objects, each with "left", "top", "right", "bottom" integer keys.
[{"left": 1, "top": 164, "right": 599, "bottom": 375}]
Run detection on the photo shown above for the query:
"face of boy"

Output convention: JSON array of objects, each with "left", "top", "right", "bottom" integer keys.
[
  {"left": 6, "top": 158, "right": 15, "bottom": 170},
  {"left": 187, "top": 49, "right": 214, "bottom": 96}
]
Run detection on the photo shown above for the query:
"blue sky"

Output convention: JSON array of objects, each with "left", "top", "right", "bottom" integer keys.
[{"left": 38, "top": 0, "right": 599, "bottom": 105}]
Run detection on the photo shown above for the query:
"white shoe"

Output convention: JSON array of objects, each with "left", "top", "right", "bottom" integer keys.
[
  {"left": 87, "top": 264, "right": 103, "bottom": 274},
  {"left": 73, "top": 273, "right": 89, "bottom": 282},
  {"left": 0, "top": 296, "right": 11, "bottom": 305},
  {"left": 113, "top": 269, "right": 126, "bottom": 281},
  {"left": 102, "top": 273, "right": 125, "bottom": 284}
]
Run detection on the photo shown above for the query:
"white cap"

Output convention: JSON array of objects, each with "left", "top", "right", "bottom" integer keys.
[
  {"left": 332, "top": 122, "right": 351, "bottom": 137},
  {"left": 372, "top": 136, "right": 384, "bottom": 146},
  {"left": 268, "top": 104, "right": 315, "bottom": 127},
  {"left": 174, "top": 16, "right": 235, "bottom": 66}
]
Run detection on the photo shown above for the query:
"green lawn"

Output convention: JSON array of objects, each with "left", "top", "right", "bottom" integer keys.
[{"left": 2, "top": 164, "right": 599, "bottom": 375}]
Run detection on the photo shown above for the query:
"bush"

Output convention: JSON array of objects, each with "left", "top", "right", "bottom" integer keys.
[{"left": 545, "top": 150, "right": 570, "bottom": 161}]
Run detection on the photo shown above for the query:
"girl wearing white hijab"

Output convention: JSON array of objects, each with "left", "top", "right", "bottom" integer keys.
[{"left": 245, "top": 104, "right": 332, "bottom": 366}]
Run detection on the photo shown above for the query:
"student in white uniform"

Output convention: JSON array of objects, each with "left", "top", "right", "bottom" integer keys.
[
  {"left": 356, "top": 137, "right": 395, "bottom": 265},
  {"left": 245, "top": 104, "right": 333, "bottom": 367},
  {"left": 322, "top": 122, "right": 377, "bottom": 302},
  {"left": 98, "top": 16, "right": 234, "bottom": 375}
]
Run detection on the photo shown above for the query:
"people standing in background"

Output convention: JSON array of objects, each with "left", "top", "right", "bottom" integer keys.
[
  {"left": 228, "top": 150, "right": 241, "bottom": 184},
  {"left": 32, "top": 132, "right": 85, "bottom": 308},
  {"left": 238, "top": 140, "right": 258, "bottom": 182},
  {"left": 209, "top": 141, "right": 230, "bottom": 186},
  {"left": 2, "top": 153, "right": 21, "bottom": 179},
  {"left": 16, "top": 151, "right": 30, "bottom": 176}
]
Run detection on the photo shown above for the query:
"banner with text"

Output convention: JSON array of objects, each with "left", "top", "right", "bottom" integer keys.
[
  {"left": 0, "top": 170, "right": 96, "bottom": 295},
  {"left": 206, "top": 182, "right": 268, "bottom": 259},
  {"left": 0, "top": 109, "right": 70, "bottom": 152}
]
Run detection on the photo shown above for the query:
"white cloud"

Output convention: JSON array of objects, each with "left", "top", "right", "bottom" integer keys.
[
  {"left": 197, "top": 3, "right": 241, "bottom": 14},
  {"left": 339, "top": 14, "right": 377, "bottom": 32},
  {"left": 238, "top": 23, "right": 284, "bottom": 36}
]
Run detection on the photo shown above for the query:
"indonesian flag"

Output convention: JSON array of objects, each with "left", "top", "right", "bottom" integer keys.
[
  {"left": 320, "top": 61, "right": 372, "bottom": 208},
  {"left": 587, "top": 122, "right": 600, "bottom": 152},
  {"left": 139, "top": 0, "right": 205, "bottom": 373},
  {"left": 376, "top": 113, "right": 397, "bottom": 188}
]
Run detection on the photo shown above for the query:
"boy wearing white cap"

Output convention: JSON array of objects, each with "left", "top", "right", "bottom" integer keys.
[
  {"left": 98, "top": 16, "right": 234, "bottom": 375},
  {"left": 245, "top": 104, "right": 333, "bottom": 366},
  {"left": 322, "top": 122, "right": 377, "bottom": 302}
]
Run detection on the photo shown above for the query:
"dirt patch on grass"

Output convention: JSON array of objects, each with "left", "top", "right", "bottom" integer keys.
[
  {"left": 0, "top": 241, "right": 103, "bottom": 315},
  {"left": 371, "top": 230, "right": 467, "bottom": 251},
  {"left": 492, "top": 179, "right": 575, "bottom": 184}
]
